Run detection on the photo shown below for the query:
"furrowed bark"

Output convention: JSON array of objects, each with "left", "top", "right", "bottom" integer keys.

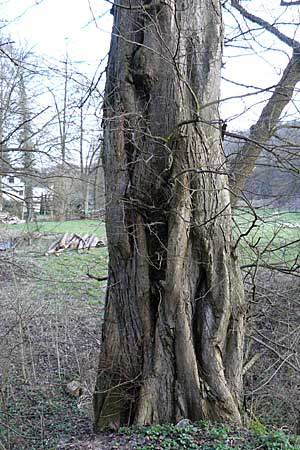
[{"left": 94, "top": 0, "right": 245, "bottom": 428}]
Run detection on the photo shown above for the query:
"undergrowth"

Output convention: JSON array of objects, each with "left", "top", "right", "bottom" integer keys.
[{"left": 118, "top": 422, "right": 300, "bottom": 450}]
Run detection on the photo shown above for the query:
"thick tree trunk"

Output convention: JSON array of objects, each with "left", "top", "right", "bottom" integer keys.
[{"left": 94, "top": 0, "right": 245, "bottom": 428}]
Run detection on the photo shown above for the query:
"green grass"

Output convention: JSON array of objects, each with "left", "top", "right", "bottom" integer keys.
[
  {"left": 234, "top": 209, "right": 300, "bottom": 269},
  {"left": 0, "top": 218, "right": 106, "bottom": 236},
  {"left": 31, "top": 220, "right": 108, "bottom": 303},
  {"left": 0, "top": 218, "right": 108, "bottom": 304},
  {"left": 0, "top": 219, "right": 104, "bottom": 449},
  {"left": 37, "top": 246, "right": 108, "bottom": 302},
  {"left": 2, "top": 210, "right": 300, "bottom": 290}
]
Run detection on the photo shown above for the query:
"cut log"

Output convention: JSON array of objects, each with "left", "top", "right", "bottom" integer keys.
[{"left": 46, "top": 233, "right": 106, "bottom": 255}]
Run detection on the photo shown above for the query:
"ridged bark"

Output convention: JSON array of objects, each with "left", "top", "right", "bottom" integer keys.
[{"left": 94, "top": 0, "right": 245, "bottom": 428}]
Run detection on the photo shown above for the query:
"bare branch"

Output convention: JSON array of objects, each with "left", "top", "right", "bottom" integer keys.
[
  {"left": 87, "top": 272, "right": 108, "bottom": 282},
  {"left": 230, "top": 50, "right": 300, "bottom": 206},
  {"left": 251, "top": 335, "right": 300, "bottom": 374},
  {"left": 0, "top": 106, "right": 50, "bottom": 147},
  {"left": 231, "top": 0, "right": 300, "bottom": 48}
]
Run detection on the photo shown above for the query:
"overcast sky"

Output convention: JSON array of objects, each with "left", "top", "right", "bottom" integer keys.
[{"left": 0, "top": 0, "right": 112, "bottom": 64}]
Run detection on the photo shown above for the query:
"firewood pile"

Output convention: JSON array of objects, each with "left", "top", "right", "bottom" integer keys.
[
  {"left": 0, "top": 212, "right": 25, "bottom": 224},
  {"left": 46, "top": 233, "right": 106, "bottom": 255}
]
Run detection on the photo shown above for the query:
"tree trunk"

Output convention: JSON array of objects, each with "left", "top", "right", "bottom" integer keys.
[
  {"left": 24, "top": 178, "right": 34, "bottom": 222},
  {"left": 53, "top": 165, "right": 68, "bottom": 221},
  {"left": 94, "top": 0, "right": 245, "bottom": 428},
  {"left": 93, "top": 152, "right": 105, "bottom": 211},
  {"left": 19, "top": 74, "right": 34, "bottom": 222}
]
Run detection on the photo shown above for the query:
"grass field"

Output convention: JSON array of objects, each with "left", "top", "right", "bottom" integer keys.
[
  {"left": 1, "top": 218, "right": 108, "bottom": 302},
  {"left": 1, "top": 218, "right": 106, "bottom": 235},
  {"left": 234, "top": 208, "right": 300, "bottom": 270},
  {"left": 1, "top": 210, "right": 299, "bottom": 307}
]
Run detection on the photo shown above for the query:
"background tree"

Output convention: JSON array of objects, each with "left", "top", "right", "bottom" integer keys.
[
  {"left": 76, "top": 80, "right": 104, "bottom": 215},
  {"left": 228, "top": 0, "right": 300, "bottom": 206},
  {"left": 45, "top": 60, "right": 104, "bottom": 220},
  {"left": 221, "top": 1, "right": 300, "bottom": 429},
  {"left": 48, "top": 56, "right": 72, "bottom": 221},
  {"left": 19, "top": 72, "right": 35, "bottom": 221},
  {"left": 0, "top": 39, "right": 23, "bottom": 211}
]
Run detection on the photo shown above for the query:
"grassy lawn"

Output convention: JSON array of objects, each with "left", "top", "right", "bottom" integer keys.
[
  {"left": 37, "top": 246, "right": 108, "bottom": 302},
  {"left": 234, "top": 208, "right": 300, "bottom": 269},
  {"left": 0, "top": 218, "right": 108, "bottom": 303},
  {"left": 1, "top": 211, "right": 299, "bottom": 298},
  {"left": 1, "top": 218, "right": 106, "bottom": 236},
  {"left": 1, "top": 211, "right": 299, "bottom": 300}
]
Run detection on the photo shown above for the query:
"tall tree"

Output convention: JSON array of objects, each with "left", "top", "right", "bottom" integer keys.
[
  {"left": 19, "top": 72, "right": 35, "bottom": 221},
  {"left": 77, "top": 97, "right": 102, "bottom": 215},
  {"left": 0, "top": 40, "right": 22, "bottom": 211},
  {"left": 95, "top": 0, "right": 300, "bottom": 427},
  {"left": 48, "top": 56, "right": 72, "bottom": 221},
  {"left": 46, "top": 61, "right": 103, "bottom": 220},
  {"left": 94, "top": 0, "right": 245, "bottom": 427}
]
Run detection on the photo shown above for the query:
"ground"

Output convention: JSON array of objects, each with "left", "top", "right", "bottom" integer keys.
[
  {"left": 0, "top": 220, "right": 106, "bottom": 449},
  {"left": 58, "top": 422, "right": 300, "bottom": 449},
  {"left": 0, "top": 213, "right": 299, "bottom": 449}
]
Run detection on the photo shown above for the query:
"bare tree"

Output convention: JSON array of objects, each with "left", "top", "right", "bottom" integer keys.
[
  {"left": 0, "top": 40, "right": 22, "bottom": 211},
  {"left": 94, "top": 0, "right": 300, "bottom": 428},
  {"left": 94, "top": 0, "right": 245, "bottom": 427},
  {"left": 19, "top": 72, "right": 35, "bottom": 221},
  {"left": 77, "top": 89, "right": 103, "bottom": 216},
  {"left": 48, "top": 56, "right": 71, "bottom": 221},
  {"left": 45, "top": 60, "right": 103, "bottom": 220}
]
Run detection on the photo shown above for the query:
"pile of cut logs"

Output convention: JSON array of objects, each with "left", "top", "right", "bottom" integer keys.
[
  {"left": 46, "top": 233, "right": 106, "bottom": 255},
  {"left": 0, "top": 212, "right": 24, "bottom": 224}
]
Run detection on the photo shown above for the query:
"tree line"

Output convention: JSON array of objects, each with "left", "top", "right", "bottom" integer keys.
[{"left": 0, "top": 39, "right": 105, "bottom": 221}]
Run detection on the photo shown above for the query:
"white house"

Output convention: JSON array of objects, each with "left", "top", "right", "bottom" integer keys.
[
  {"left": 2, "top": 175, "right": 25, "bottom": 202},
  {"left": 2, "top": 175, "right": 52, "bottom": 216}
]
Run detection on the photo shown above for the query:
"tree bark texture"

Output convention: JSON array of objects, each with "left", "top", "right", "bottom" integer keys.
[{"left": 94, "top": 0, "right": 245, "bottom": 428}]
